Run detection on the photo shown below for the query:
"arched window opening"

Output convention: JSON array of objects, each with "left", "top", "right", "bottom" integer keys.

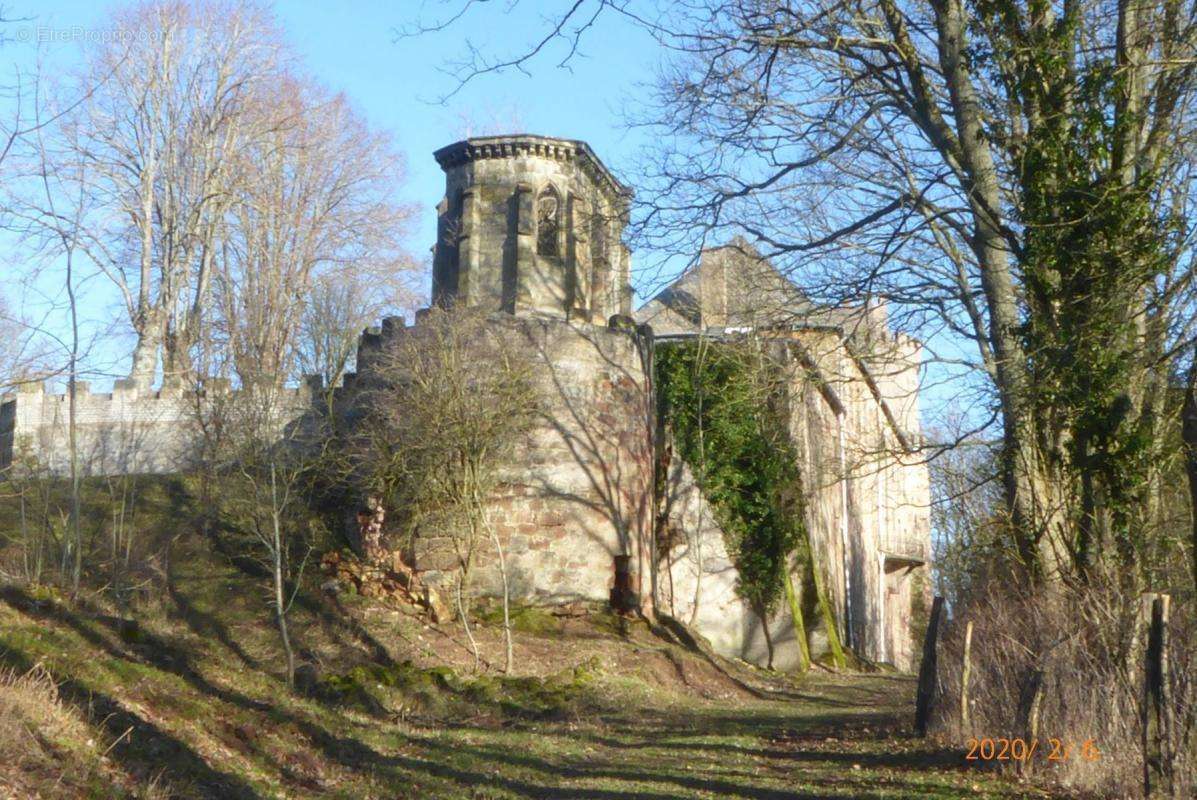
[{"left": 536, "top": 185, "right": 561, "bottom": 257}]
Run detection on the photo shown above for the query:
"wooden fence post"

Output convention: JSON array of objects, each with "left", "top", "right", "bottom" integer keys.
[
  {"left": 1016, "top": 669, "right": 1044, "bottom": 778},
  {"left": 960, "top": 619, "right": 973, "bottom": 733},
  {"left": 1143, "top": 593, "right": 1174, "bottom": 800},
  {"left": 914, "top": 595, "right": 944, "bottom": 737}
]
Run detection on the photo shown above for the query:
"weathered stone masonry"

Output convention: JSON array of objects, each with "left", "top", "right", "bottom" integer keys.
[
  {"left": 353, "top": 135, "right": 656, "bottom": 612},
  {"left": 431, "top": 135, "right": 633, "bottom": 323},
  {"left": 0, "top": 133, "right": 932, "bottom": 672},
  {"left": 377, "top": 134, "right": 931, "bottom": 670},
  {"left": 639, "top": 249, "right": 931, "bottom": 670},
  {"left": 349, "top": 313, "right": 656, "bottom": 610}
]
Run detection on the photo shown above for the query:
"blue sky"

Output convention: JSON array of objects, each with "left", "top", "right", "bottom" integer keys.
[
  {"left": 6, "top": 0, "right": 658, "bottom": 242},
  {"left": 0, "top": 2, "right": 979, "bottom": 439},
  {"left": 0, "top": 1, "right": 661, "bottom": 384}
]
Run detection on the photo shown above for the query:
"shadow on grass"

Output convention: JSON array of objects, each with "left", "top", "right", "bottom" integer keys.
[
  {"left": 203, "top": 523, "right": 401, "bottom": 669},
  {"left": 0, "top": 645, "right": 261, "bottom": 800},
  {"left": 0, "top": 584, "right": 1001, "bottom": 800},
  {"left": 165, "top": 544, "right": 263, "bottom": 672},
  {"left": 0, "top": 585, "right": 274, "bottom": 716}
]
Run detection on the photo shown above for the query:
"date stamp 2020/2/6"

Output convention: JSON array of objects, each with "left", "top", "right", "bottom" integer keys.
[{"left": 965, "top": 737, "right": 1101, "bottom": 764}]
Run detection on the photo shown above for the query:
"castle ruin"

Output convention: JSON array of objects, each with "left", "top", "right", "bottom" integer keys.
[{"left": 0, "top": 134, "right": 931, "bottom": 671}]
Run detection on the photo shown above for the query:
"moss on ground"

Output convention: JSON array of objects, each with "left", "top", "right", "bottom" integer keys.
[
  {"left": 475, "top": 603, "right": 565, "bottom": 635},
  {"left": 0, "top": 512, "right": 1078, "bottom": 799},
  {"left": 318, "top": 655, "right": 603, "bottom": 722}
]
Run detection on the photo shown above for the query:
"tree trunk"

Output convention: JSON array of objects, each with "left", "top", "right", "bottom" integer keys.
[
  {"left": 128, "top": 317, "right": 163, "bottom": 388},
  {"left": 66, "top": 240, "right": 82, "bottom": 595},
  {"left": 483, "top": 510, "right": 514, "bottom": 674},
  {"left": 810, "top": 554, "right": 847, "bottom": 669},
  {"left": 272, "top": 512, "right": 295, "bottom": 690},
  {"left": 783, "top": 570, "right": 811, "bottom": 672},
  {"left": 960, "top": 619, "right": 974, "bottom": 732},
  {"left": 756, "top": 602, "right": 775, "bottom": 670},
  {"left": 934, "top": 0, "right": 1065, "bottom": 579},
  {"left": 1183, "top": 366, "right": 1197, "bottom": 592},
  {"left": 455, "top": 571, "right": 480, "bottom": 672}
]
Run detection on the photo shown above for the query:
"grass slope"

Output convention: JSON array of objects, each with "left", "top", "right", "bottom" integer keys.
[{"left": 0, "top": 533, "right": 1071, "bottom": 799}]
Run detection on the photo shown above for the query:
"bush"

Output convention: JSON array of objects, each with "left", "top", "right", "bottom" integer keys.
[{"left": 930, "top": 574, "right": 1196, "bottom": 798}]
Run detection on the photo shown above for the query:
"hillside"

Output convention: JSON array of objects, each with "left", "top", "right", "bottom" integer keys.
[{"left": 0, "top": 516, "right": 1077, "bottom": 800}]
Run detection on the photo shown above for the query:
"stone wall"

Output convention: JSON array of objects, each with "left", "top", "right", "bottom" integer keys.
[
  {"left": 657, "top": 453, "right": 808, "bottom": 669},
  {"left": 355, "top": 307, "right": 931, "bottom": 671},
  {"left": 353, "top": 313, "right": 656, "bottom": 609},
  {"left": 0, "top": 379, "right": 316, "bottom": 476},
  {"left": 654, "top": 329, "right": 931, "bottom": 671},
  {"left": 791, "top": 328, "right": 931, "bottom": 670}
]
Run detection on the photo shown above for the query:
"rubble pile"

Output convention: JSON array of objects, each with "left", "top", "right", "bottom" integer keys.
[{"left": 319, "top": 550, "right": 449, "bottom": 622}]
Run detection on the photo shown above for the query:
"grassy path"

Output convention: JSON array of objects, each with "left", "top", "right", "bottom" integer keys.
[
  {"left": 373, "top": 675, "right": 1060, "bottom": 800},
  {"left": 0, "top": 574, "right": 1066, "bottom": 799}
]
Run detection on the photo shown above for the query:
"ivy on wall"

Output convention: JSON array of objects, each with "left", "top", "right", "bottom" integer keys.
[
  {"left": 655, "top": 337, "right": 847, "bottom": 669},
  {"left": 655, "top": 339, "right": 805, "bottom": 619}
]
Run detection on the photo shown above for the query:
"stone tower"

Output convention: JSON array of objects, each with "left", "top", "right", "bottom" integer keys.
[{"left": 431, "top": 134, "right": 633, "bottom": 322}]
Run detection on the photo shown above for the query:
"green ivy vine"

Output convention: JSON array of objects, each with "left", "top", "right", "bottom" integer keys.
[{"left": 655, "top": 339, "right": 806, "bottom": 623}]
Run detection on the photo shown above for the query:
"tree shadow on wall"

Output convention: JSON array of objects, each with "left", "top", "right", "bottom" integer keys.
[{"left": 495, "top": 318, "right": 654, "bottom": 604}]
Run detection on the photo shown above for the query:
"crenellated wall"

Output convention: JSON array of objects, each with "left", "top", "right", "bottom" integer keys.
[{"left": 0, "top": 378, "right": 319, "bottom": 476}]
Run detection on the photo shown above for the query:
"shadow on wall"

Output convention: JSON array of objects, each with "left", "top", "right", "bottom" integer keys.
[{"left": 458, "top": 315, "right": 655, "bottom": 609}]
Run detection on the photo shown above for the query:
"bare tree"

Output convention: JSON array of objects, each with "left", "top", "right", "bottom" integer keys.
[
  {"left": 39, "top": 0, "right": 282, "bottom": 386},
  {"left": 216, "top": 77, "right": 415, "bottom": 389},
  {"left": 0, "top": 292, "right": 50, "bottom": 393},
  {"left": 5, "top": 86, "right": 97, "bottom": 594},
  {"left": 415, "top": 0, "right": 1197, "bottom": 584},
  {"left": 356, "top": 308, "right": 539, "bottom": 673},
  {"left": 210, "top": 380, "right": 321, "bottom": 690},
  {"left": 22, "top": 0, "right": 415, "bottom": 398},
  {"left": 927, "top": 434, "right": 1004, "bottom": 608}
]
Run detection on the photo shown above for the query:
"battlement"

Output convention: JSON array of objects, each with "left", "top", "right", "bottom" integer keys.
[{"left": 0, "top": 377, "right": 322, "bottom": 476}]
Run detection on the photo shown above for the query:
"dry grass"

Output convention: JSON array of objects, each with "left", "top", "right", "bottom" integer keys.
[
  {"left": 931, "top": 575, "right": 1196, "bottom": 799},
  {"left": 0, "top": 661, "right": 95, "bottom": 797},
  {"left": 0, "top": 567, "right": 1075, "bottom": 799},
  {"left": 0, "top": 660, "right": 175, "bottom": 799}
]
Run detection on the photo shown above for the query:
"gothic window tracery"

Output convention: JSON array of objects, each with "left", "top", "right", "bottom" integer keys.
[{"left": 536, "top": 185, "right": 561, "bottom": 257}]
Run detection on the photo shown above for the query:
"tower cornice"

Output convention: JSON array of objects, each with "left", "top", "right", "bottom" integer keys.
[{"left": 433, "top": 134, "right": 632, "bottom": 202}]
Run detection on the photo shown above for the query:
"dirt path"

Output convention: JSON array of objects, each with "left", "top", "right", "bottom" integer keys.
[
  {"left": 0, "top": 575, "right": 1074, "bottom": 799},
  {"left": 375, "top": 673, "right": 1066, "bottom": 800}
]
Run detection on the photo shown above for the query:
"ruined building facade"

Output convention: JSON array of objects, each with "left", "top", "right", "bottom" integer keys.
[
  {"left": 354, "top": 135, "right": 931, "bottom": 670},
  {"left": 0, "top": 134, "right": 931, "bottom": 671}
]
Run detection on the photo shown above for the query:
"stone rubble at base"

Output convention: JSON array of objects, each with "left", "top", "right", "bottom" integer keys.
[{"left": 0, "top": 134, "right": 931, "bottom": 672}]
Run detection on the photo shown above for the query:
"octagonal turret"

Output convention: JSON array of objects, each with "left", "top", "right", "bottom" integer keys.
[{"left": 431, "top": 134, "right": 632, "bottom": 322}]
